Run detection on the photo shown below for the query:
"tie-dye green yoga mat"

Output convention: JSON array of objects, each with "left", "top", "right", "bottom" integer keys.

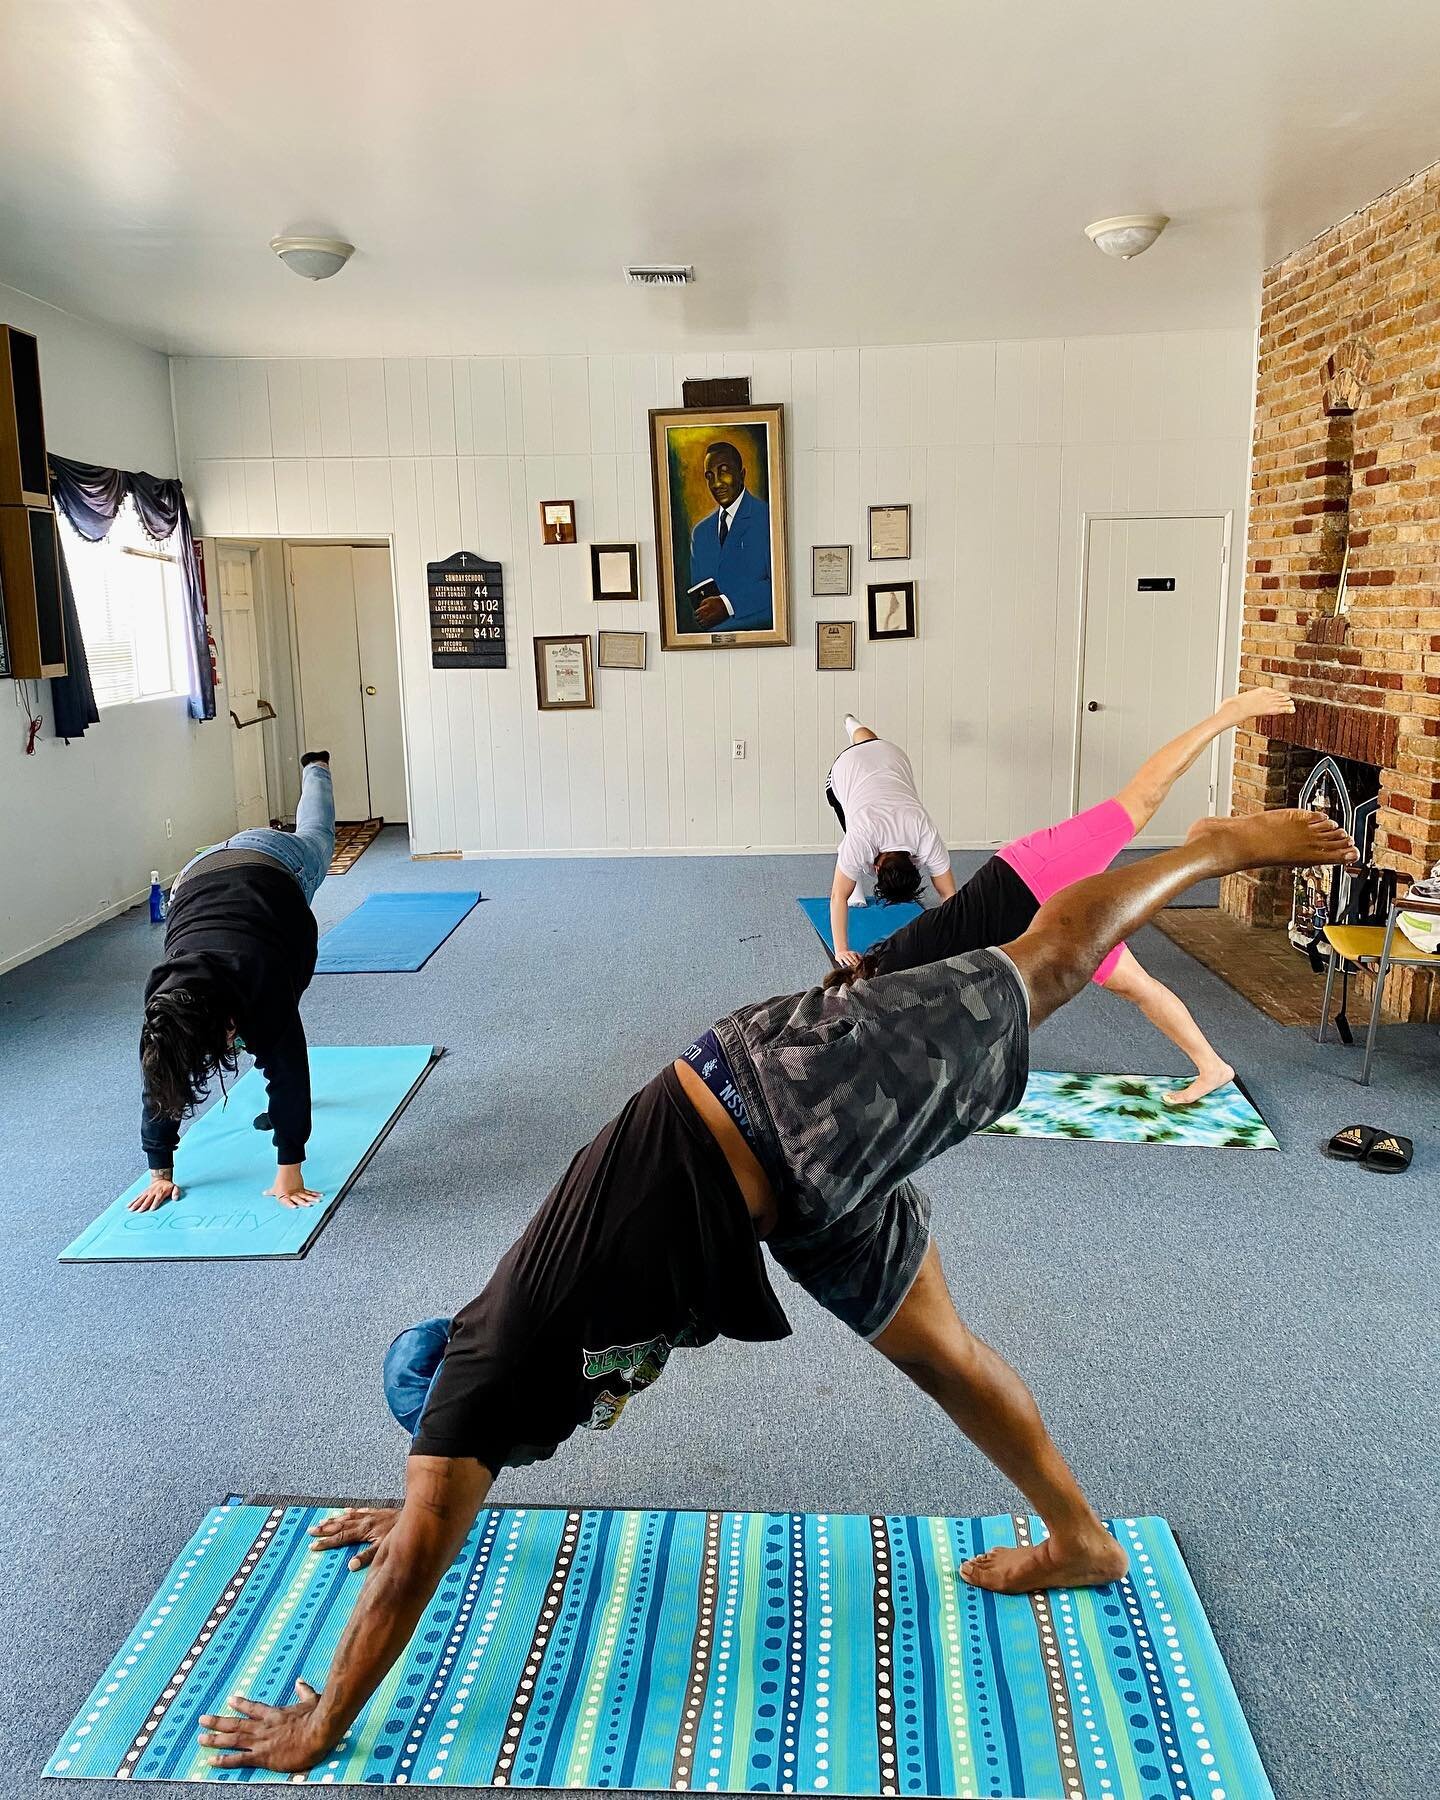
[
  {"left": 47, "top": 1503, "right": 1273, "bottom": 1794},
  {"left": 983, "top": 1072, "right": 1277, "bottom": 1149}
]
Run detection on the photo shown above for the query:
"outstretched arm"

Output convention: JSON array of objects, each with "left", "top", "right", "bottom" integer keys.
[
  {"left": 829, "top": 865, "right": 860, "bottom": 968},
  {"left": 199, "top": 1455, "right": 493, "bottom": 1774},
  {"left": 1114, "top": 687, "right": 1294, "bottom": 832}
]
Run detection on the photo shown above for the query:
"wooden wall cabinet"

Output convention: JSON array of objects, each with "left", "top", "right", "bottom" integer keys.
[
  {"left": 0, "top": 325, "right": 51, "bottom": 508},
  {"left": 0, "top": 504, "right": 66, "bottom": 678}
]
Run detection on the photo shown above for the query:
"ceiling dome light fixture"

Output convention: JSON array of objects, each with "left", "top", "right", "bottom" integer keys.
[
  {"left": 1084, "top": 214, "right": 1169, "bottom": 260},
  {"left": 269, "top": 235, "right": 356, "bottom": 281}
]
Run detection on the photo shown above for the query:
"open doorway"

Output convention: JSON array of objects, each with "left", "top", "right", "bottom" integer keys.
[{"left": 213, "top": 537, "right": 408, "bottom": 837}]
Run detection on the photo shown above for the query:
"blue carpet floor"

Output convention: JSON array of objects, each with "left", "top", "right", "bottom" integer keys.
[{"left": 1, "top": 829, "right": 1436, "bottom": 1798}]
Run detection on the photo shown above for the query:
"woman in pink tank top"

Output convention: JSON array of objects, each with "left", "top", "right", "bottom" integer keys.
[{"left": 839, "top": 688, "right": 1297, "bottom": 1105}]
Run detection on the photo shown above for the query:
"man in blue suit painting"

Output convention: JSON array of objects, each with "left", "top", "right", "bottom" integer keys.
[{"left": 687, "top": 440, "right": 773, "bottom": 632}]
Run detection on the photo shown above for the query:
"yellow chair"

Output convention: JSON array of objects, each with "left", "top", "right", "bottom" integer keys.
[{"left": 1317, "top": 894, "right": 1440, "bottom": 1083}]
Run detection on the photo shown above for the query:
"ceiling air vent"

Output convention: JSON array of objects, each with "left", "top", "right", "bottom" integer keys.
[{"left": 625, "top": 264, "right": 694, "bottom": 287}]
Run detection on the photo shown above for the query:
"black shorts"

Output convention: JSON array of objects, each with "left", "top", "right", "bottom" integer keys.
[{"left": 867, "top": 852, "right": 1037, "bottom": 975}]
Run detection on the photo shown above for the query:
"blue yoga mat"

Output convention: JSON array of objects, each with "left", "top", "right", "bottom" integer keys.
[
  {"left": 48, "top": 1502, "right": 1275, "bottom": 1794},
  {"left": 797, "top": 895, "right": 923, "bottom": 958},
  {"left": 316, "top": 891, "right": 482, "bottom": 973},
  {"left": 60, "top": 1045, "right": 441, "bottom": 1262}
]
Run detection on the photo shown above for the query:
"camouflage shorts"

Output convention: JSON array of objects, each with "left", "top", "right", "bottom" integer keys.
[{"left": 712, "top": 948, "right": 1030, "bottom": 1338}]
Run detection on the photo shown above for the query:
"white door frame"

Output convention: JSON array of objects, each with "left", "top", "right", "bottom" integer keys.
[
  {"left": 216, "top": 541, "right": 272, "bottom": 827},
  {"left": 1070, "top": 509, "right": 1234, "bottom": 821},
  {"left": 279, "top": 535, "right": 415, "bottom": 848}
]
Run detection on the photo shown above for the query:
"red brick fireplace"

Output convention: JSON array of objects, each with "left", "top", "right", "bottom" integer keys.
[{"left": 1223, "top": 159, "right": 1440, "bottom": 1019}]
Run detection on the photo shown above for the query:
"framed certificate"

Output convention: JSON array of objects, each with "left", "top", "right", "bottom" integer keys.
[
  {"left": 598, "top": 629, "right": 647, "bottom": 670},
  {"left": 868, "top": 504, "right": 911, "bottom": 561},
  {"left": 816, "top": 620, "right": 856, "bottom": 670},
  {"left": 590, "top": 543, "right": 640, "bottom": 600},
  {"left": 811, "top": 544, "right": 852, "bottom": 597},
  {"left": 540, "top": 500, "right": 578, "bottom": 545},
  {"left": 868, "top": 581, "right": 916, "bottom": 640},
  {"left": 534, "top": 634, "right": 594, "bottom": 709}
]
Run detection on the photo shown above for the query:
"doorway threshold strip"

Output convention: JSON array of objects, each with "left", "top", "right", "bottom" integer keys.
[
  {"left": 59, "top": 1046, "right": 442, "bottom": 1261},
  {"left": 983, "top": 1071, "right": 1278, "bottom": 1149},
  {"left": 46, "top": 1502, "right": 1273, "bottom": 1795},
  {"left": 316, "top": 891, "right": 483, "bottom": 974}
]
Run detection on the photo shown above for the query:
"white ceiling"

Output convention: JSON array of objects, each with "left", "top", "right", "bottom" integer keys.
[{"left": 2, "top": 0, "right": 1439, "bottom": 358}]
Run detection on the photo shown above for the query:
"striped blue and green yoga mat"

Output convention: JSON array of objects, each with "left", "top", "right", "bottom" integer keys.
[{"left": 47, "top": 1503, "right": 1273, "bottom": 1795}]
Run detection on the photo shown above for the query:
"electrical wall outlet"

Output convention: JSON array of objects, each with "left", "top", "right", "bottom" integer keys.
[
  {"left": 165, "top": 818, "right": 174, "bottom": 839},
  {"left": 732, "top": 739, "right": 746, "bottom": 760}
]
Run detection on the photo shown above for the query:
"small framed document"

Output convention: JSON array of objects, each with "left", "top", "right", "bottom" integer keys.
[
  {"left": 598, "top": 629, "right": 647, "bottom": 670},
  {"left": 868, "top": 581, "right": 916, "bottom": 640},
  {"left": 540, "top": 500, "right": 578, "bottom": 546},
  {"left": 590, "top": 543, "right": 640, "bottom": 600},
  {"left": 534, "top": 633, "right": 594, "bottom": 709},
  {"left": 811, "top": 544, "right": 852, "bottom": 597},
  {"left": 868, "top": 504, "right": 911, "bottom": 561},
  {"left": 816, "top": 620, "right": 856, "bottom": 671}
]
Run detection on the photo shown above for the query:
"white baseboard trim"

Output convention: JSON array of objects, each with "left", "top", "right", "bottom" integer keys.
[
  {"left": 1, "top": 867, "right": 183, "bottom": 976},
  {"left": 1, "top": 887, "right": 147, "bottom": 976}
]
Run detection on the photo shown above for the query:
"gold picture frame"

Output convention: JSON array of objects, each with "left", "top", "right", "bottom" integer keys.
[
  {"left": 533, "top": 634, "right": 594, "bottom": 709},
  {"left": 597, "top": 629, "right": 647, "bottom": 670},
  {"left": 649, "top": 402, "right": 790, "bottom": 651}
]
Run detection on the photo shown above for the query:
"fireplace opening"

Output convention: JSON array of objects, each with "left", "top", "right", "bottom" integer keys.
[{"left": 1287, "top": 750, "right": 1380, "bottom": 953}]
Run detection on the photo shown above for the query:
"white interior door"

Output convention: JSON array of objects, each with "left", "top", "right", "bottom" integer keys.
[
  {"left": 289, "top": 545, "right": 371, "bottom": 820},
  {"left": 352, "top": 547, "right": 408, "bottom": 822},
  {"left": 218, "top": 547, "right": 270, "bottom": 829},
  {"left": 1077, "top": 515, "right": 1227, "bottom": 844}
]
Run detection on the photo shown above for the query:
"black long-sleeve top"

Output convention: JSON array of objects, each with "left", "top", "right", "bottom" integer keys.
[{"left": 140, "top": 860, "right": 319, "bottom": 1169}]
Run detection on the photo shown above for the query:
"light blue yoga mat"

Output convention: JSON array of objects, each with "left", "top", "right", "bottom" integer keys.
[
  {"left": 47, "top": 1502, "right": 1275, "bottom": 1794},
  {"left": 316, "top": 891, "right": 482, "bottom": 973},
  {"left": 797, "top": 895, "right": 923, "bottom": 958},
  {"left": 60, "top": 1045, "right": 441, "bottom": 1263}
]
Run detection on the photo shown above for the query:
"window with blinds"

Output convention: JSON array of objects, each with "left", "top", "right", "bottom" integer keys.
[{"left": 56, "top": 498, "right": 188, "bottom": 708}]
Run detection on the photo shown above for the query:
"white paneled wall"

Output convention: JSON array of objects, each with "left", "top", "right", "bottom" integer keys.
[{"left": 172, "top": 331, "right": 1254, "bottom": 857}]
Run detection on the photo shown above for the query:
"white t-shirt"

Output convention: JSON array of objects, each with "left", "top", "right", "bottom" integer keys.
[{"left": 830, "top": 740, "right": 950, "bottom": 883}]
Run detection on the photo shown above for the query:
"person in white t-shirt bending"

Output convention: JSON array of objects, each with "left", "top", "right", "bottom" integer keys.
[{"left": 826, "top": 716, "right": 957, "bottom": 966}]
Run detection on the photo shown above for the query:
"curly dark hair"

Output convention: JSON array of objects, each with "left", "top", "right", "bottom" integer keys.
[
  {"left": 823, "top": 951, "right": 879, "bottom": 992},
  {"left": 139, "top": 988, "right": 237, "bottom": 1122},
  {"left": 873, "top": 850, "right": 922, "bottom": 905}
]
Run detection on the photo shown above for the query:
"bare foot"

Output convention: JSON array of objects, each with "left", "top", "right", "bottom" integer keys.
[
  {"left": 1163, "top": 1061, "right": 1234, "bottom": 1106},
  {"left": 1224, "top": 685, "right": 1295, "bottom": 726},
  {"left": 1186, "top": 809, "right": 1356, "bottom": 875},
  {"left": 961, "top": 1528, "right": 1128, "bottom": 1595}
]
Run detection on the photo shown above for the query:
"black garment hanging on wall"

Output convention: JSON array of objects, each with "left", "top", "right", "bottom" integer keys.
[{"left": 47, "top": 454, "right": 216, "bottom": 736}]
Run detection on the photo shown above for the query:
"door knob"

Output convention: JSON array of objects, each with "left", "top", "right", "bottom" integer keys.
[
  {"left": 365, "top": 685, "right": 377, "bottom": 695},
  {"left": 1086, "top": 700, "right": 1101, "bottom": 712}
]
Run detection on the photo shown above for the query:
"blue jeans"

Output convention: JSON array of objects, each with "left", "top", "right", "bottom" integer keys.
[{"left": 178, "top": 763, "right": 336, "bottom": 904}]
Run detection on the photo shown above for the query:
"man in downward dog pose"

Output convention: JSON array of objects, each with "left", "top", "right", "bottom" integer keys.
[
  {"left": 131, "top": 751, "right": 336, "bottom": 1212},
  {"left": 826, "top": 714, "right": 958, "bottom": 959},
  {"left": 836, "top": 688, "right": 1296, "bottom": 1104},
  {"left": 196, "top": 806, "right": 1354, "bottom": 1775}
]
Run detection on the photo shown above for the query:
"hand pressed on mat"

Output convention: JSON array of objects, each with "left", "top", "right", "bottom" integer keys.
[
  {"left": 128, "top": 1172, "right": 181, "bottom": 1212},
  {"left": 199, "top": 1679, "right": 327, "bottom": 1774},
  {"left": 309, "top": 1507, "right": 401, "bottom": 1571},
  {"left": 264, "top": 1162, "right": 323, "bottom": 1208}
]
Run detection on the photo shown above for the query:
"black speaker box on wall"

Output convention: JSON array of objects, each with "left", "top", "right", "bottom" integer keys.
[
  {"left": 0, "top": 505, "right": 66, "bottom": 679},
  {"left": 0, "top": 324, "right": 51, "bottom": 508}
]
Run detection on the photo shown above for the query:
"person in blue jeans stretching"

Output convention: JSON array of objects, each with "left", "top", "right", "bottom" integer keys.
[{"left": 131, "top": 752, "right": 335, "bottom": 1213}]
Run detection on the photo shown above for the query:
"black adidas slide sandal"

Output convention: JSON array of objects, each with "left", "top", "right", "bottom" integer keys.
[
  {"left": 1324, "top": 1125, "right": 1378, "bottom": 1161},
  {"left": 1362, "top": 1132, "right": 1413, "bottom": 1173}
]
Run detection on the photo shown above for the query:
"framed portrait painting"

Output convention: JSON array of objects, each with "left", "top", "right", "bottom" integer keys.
[{"left": 649, "top": 403, "right": 790, "bottom": 651}]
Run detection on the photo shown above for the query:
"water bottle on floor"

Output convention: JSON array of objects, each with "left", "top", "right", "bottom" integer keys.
[{"left": 149, "top": 871, "right": 167, "bottom": 925}]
